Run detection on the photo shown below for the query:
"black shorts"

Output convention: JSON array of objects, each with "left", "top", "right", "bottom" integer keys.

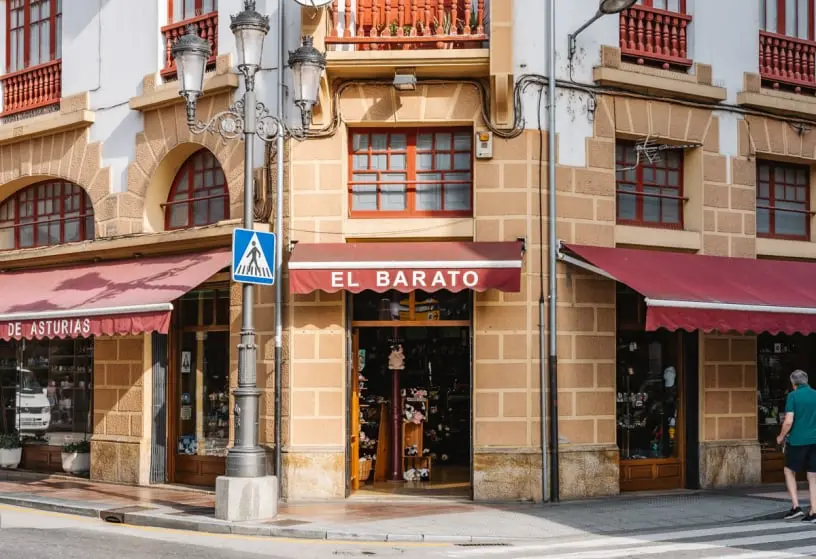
[{"left": 785, "top": 444, "right": 816, "bottom": 473}]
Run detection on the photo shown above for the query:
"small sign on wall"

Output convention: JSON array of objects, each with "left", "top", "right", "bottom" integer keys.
[
  {"left": 181, "top": 351, "right": 192, "bottom": 373},
  {"left": 180, "top": 406, "right": 192, "bottom": 421}
]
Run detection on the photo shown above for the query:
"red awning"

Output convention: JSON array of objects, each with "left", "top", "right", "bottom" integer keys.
[
  {"left": 288, "top": 241, "right": 524, "bottom": 294},
  {"left": 560, "top": 243, "right": 816, "bottom": 335},
  {"left": 0, "top": 248, "right": 230, "bottom": 340}
]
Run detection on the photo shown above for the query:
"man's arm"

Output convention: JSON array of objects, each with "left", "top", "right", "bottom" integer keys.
[{"left": 778, "top": 412, "right": 794, "bottom": 444}]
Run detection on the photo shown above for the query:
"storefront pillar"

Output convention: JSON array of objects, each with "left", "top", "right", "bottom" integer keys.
[
  {"left": 698, "top": 332, "right": 761, "bottom": 488},
  {"left": 90, "top": 334, "right": 153, "bottom": 485}
]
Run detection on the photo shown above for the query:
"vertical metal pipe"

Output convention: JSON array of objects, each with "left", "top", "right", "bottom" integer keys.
[
  {"left": 546, "top": 0, "right": 560, "bottom": 503},
  {"left": 227, "top": 84, "right": 266, "bottom": 478},
  {"left": 274, "top": 0, "right": 286, "bottom": 497}
]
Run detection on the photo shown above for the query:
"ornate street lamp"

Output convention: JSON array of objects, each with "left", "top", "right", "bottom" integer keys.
[{"left": 171, "top": 0, "right": 326, "bottom": 521}]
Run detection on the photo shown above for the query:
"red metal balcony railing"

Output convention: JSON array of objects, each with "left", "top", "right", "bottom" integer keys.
[
  {"left": 325, "top": 0, "right": 488, "bottom": 51},
  {"left": 1, "top": 59, "right": 62, "bottom": 117},
  {"left": 161, "top": 12, "right": 218, "bottom": 78},
  {"left": 759, "top": 30, "right": 816, "bottom": 93},
  {"left": 619, "top": 4, "right": 692, "bottom": 69}
]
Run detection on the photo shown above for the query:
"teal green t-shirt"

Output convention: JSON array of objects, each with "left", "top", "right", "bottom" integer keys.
[{"left": 785, "top": 385, "right": 816, "bottom": 446}]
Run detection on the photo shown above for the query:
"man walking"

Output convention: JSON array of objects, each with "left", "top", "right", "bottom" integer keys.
[{"left": 778, "top": 369, "right": 816, "bottom": 521}]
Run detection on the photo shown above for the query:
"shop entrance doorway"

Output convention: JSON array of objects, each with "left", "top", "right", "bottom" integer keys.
[
  {"left": 168, "top": 286, "right": 230, "bottom": 487},
  {"left": 348, "top": 290, "right": 472, "bottom": 499}
]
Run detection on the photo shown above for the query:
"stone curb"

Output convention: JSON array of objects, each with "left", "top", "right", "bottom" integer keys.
[{"left": 0, "top": 494, "right": 510, "bottom": 544}]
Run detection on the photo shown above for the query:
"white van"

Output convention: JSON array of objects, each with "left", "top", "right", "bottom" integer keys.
[{"left": 0, "top": 367, "right": 51, "bottom": 435}]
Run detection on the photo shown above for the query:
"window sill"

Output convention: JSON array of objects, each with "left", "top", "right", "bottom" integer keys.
[
  {"left": 737, "top": 72, "right": 816, "bottom": 119},
  {"left": 594, "top": 46, "right": 725, "bottom": 103},
  {"left": 343, "top": 217, "right": 474, "bottom": 239},
  {"left": 129, "top": 54, "right": 237, "bottom": 113},
  {"left": 615, "top": 224, "right": 701, "bottom": 251},
  {"left": 756, "top": 236, "right": 816, "bottom": 259},
  {"left": 0, "top": 92, "right": 93, "bottom": 147}
]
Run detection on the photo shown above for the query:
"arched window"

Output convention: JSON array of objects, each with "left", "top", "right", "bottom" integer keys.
[
  {"left": 165, "top": 149, "right": 229, "bottom": 230},
  {"left": 0, "top": 181, "right": 94, "bottom": 250}
]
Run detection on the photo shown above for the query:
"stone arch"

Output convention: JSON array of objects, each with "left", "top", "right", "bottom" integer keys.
[{"left": 127, "top": 92, "right": 245, "bottom": 234}]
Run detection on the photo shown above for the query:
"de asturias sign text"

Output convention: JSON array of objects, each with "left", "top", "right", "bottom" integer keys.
[{"left": 5, "top": 318, "right": 92, "bottom": 339}]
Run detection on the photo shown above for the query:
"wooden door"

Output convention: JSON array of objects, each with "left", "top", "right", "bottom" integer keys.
[{"left": 350, "top": 330, "right": 361, "bottom": 491}]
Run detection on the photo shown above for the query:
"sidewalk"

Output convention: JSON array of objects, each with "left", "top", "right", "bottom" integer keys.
[{"left": 0, "top": 471, "right": 799, "bottom": 543}]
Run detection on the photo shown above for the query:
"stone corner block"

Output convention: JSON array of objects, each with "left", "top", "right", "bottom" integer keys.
[
  {"left": 600, "top": 45, "right": 622, "bottom": 69},
  {"left": 215, "top": 475, "right": 278, "bottom": 522}
]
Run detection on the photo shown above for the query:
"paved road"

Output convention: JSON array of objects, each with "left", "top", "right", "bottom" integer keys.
[
  {"left": 0, "top": 505, "right": 438, "bottom": 559},
  {"left": 439, "top": 519, "right": 816, "bottom": 558}
]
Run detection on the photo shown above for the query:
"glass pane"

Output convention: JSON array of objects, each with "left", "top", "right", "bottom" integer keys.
[
  {"left": 643, "top": 187, "right": 660, "bottom": 222},
  {"left": 177, "top": 332, "right": 198, "bottom": 455},
  {"left": 380, "top": 185, "right": 406, "bottom": 211},
  {"left": 209, "top": 198, "right": 225, "bottom": 222},
  {"left": 390, "top": 153, "right": 406, "bottom": 170},
  {"left": 453, "top": 153, "right": 471, "bottom": 171},
  {"left": 435, "top": 133, "right": 452, "bottom": 150},
  {"left": 417, "top": 153, "right": 433, "bottom": 171},
  {"left": 416, "top": 184, "right": 442, "bottom": 211},
  {"left": 757, "top": 207, "right": 770, "bottom": 234},
  {"left": 371, "top": 134, "right": 388, "bottom": 150},
  {"left": 786, "top": 0, "right": 797, "bottom": 36},
  {"left": 30, "top": 24, "right": 40, "bottom": 68},
  {"left": 64, "top": 218, "right": 79, "bottom": 243},
  {"left": 759, "top": 164, "right": 770, "bottom": 181},
  {"left": 643, "top": 167, "right": 655, "bottom": 182},
  {"left": 202, "top": 0, "right": 215, "bottom": 14},
  {"left": 352, "top": 154, "right": 368, "bottom": 170},
  {"left": 352, "top": 134, "right": 368, "bottom": 152},
  {"left": 201, "top": 331, "right": 229, "bottom": 457},
  {"left": 775, "top": 208, "right": 807, "bottom": 237},
  {"left": 169, "top": 204, "right": 188, "bottom": 228},
  {"left": 617, "top": 193, "right": 636, "bottom": 221},
  {"left": 371, "top": 154, "right": 387, "bottom": 170},
  {"left": 654, "top": 169, "right": 667, "bottom": 186},
  {"left": 444, "top": 183, "right": 470, "bottom": 211},
  {"left": 40, "top": 21, "right": 50, "bottom": 64},
  {"left": 417, "top": 134, "right": 434, "bottom": 151},
  {"left": 668, "top": 170, "right": 679, "bottom": 187},
  {"left": 351, "top": 185, "right": 377, "bottom": 211},
  {"left": 390, "top": 134, "right": 407, "bottom": 150},
  {"left": 436, "top": 153, "right": 452, "bottom": 170},
  {"left": 453, "top": 132, "right": 472, "bottom": 150},
  {"left": 661, "top": 198, "right": 680, "bottom": 224},
  {"left": 759, "top": 181, "right": 770, "bottom": 199},
  {"left": 85, "top": 216, "right": 95, "bottom": 239}
]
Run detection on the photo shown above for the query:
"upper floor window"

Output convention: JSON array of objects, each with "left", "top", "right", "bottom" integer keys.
[
  {"left": 7, "top": 0, "right": 62, "bottom": 73},
  {"left": 616, "top": 142, "right": 684, "bottom": 229},
  {"left": 171, "top": 0, "right": 217, "bottom": 22},
  {"left": 165, "top": 149, "right": 228, "bottom": 230},
  {"left": 761, "top": 0, "right": 813, "bottom": 40},
  {"left": 0, "top": 181, "right": 93, "bottom": 250},
  {"left": 636, "top": 0, "right": 686, "bottom": 12},
  {"left": 757, "top": 160, "right": 810, "bottom": 240},
  {"left": 349, "top": 129, "right": 473, "bottom": 217}
]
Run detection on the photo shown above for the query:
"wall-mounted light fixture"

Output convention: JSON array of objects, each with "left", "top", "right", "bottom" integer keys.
[
  {"left": 393, "top": 68, "right": 417, "bottom": 91},
  {"left": 568, "top": 0, "right": 637, "bottom": 61}
]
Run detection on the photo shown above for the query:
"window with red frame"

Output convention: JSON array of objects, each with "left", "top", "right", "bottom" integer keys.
[
  {"left": 7, "top": 0, "right": 62, "bottom": 73},
  {"left": 761, "top": 0, "right": 814, "bottom": 40},
  {"left": 616, "top": 143, "right": 684, "bottom": 228},
  {"left": 170, "top": 0, "right": 217, "bottom": 22},
  {"left": 635, "top": 0, "right": 687, "bottom": 13},
  {"left": 349, "top": 129, "right": 473, "bottom": 217},
  {"left": 757, "top": 161, "right": 811, "bottom": 240},
  {"left": 0, "top": 181, "right": 93, "bottom": 250},
  {"left": 165, "top": 149, "right": 228, "bottom": 230}
]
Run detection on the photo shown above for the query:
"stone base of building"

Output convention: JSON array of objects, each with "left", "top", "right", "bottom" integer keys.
[
  {"left": 282, "top": 448, "right": 345, "bottom": 501},
  {"left": 90, "top": 438, "right": 149, "bottom": 485},
  {"left": 558, "top": 444, "right": 620, "bottom": 500},
  {"left": 473, "top": 449, "right": 543, "bottom": 501},
  {"left": 699, "top": 440, "right": 761, "bottom": 489}
]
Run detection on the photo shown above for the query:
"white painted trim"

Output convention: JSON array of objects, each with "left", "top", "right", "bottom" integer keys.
[
  {"left": 645, "top": 298, "right": 816, "bottom": 315},
  {"left": 0, "top": 303, "right": 174, "bottom": 322},
  {"left": 556, "top": 251, "right": 618, "bottom": 281},
  {"left": 288, "top": 260, "right": 522, "bottom": 270}
]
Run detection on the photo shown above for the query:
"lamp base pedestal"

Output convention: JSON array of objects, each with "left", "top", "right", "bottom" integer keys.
[{"left": 215, "top": 475, "right": 278, "bottom": 521}]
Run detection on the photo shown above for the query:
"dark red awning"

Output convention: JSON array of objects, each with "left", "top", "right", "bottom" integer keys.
[
  {"left": 560, "top": 243, "right": 816, "bottom": 335},
  {"left": 0, "top": 249, "right": 230, "bottom": 340},
  {"left": 288, "top": 241, "right": 524, "bottom": 294}
]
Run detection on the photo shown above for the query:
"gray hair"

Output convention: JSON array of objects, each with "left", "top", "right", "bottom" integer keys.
[{"left": 791, "top": 369, "right": 809, "bottom": 387}]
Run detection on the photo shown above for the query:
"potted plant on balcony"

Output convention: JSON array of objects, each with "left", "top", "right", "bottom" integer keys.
[
  {"left": 461, "top": 11, "right": 482, "bottom": 49},
  {"left": 0, "top": 432, "right": 22, "bottom": 469},
  {"left": 433, "top": 11, "right": 453, "bottom": 49},
  {"left": 61, "top": 439, "right": 90, "bottom": 475}
]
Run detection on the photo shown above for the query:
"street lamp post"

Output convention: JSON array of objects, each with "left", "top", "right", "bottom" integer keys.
[{"left": 172, "top": 0, "right": 326, "bottom": 521}]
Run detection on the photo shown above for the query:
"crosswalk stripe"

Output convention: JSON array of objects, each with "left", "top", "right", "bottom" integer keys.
[
  {"left": 446, "top": 522, "right": 811, "bottom": 557},
  {"left": 720, "top": 545, "right": 816, "bottom": 559},
  {"left": 507, "top": 529, "right": 816, "bottom": 559}
]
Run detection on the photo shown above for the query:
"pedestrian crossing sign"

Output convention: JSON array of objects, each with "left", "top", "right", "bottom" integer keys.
[{"left": 231, "top": 228, "right": 276, "bottom": 286}]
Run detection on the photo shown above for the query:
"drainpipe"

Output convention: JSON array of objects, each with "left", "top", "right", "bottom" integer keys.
[
  {"left": 546, "top": 0, "right": 560, "bottom": 503},
  {"left": 274, "top": 0, "right": 286, "bottom": 500}
]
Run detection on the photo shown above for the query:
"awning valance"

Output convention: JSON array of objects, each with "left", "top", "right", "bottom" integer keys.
[
  {"left": 559, "top": 243, "right": 816, "bottom": 335},
  {"left": 288, "top": 241, "right": 524, "bottom": 294},
  {"left": 0, "top": 248, "right": 230, "bottom": 340}
]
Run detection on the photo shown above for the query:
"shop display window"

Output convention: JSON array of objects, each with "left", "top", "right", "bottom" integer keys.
[
  {"left": 0, "top": 338, "right": 93, "bottom": 445},
  {"left": 353, "top": 290, "right": 470, "bottom": 322},
  {"left": 758, "top": 334, "right": 816, "bottom": 455},
  {"left": 616, "top": 329, "right": 681, "bottom": 460}
]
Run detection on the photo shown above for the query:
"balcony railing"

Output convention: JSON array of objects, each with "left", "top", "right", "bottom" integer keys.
[
  {"left": 1, "top": 59, "right": 62, "bottom": 117},
  {"left": 759, "top": 30, "right": 816, "bottom": 93},
  {"left": 325, "top": 0, "right": 488, "bottom": 51},
  {"left": 161, "top": 11, "right": 218, "bottom": 78},
  {"left": 619, "top": 4, "right": 692, "bottom": 69}
]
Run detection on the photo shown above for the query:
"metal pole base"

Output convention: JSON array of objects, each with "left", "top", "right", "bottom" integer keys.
[
  {"left": 225, "top": 444, "right": 267, "bottom": 478},
  {"left": 215, "top": 474, "right": 278, "bottom": 521}
]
